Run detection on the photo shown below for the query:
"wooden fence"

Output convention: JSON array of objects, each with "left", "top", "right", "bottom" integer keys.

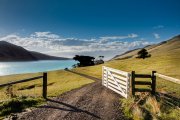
[
  {"left": 131, "top": 71, "right": 156, "bottom": 96},
  {"left": 0, "top": 72, "right": 47, "bottom": 98},
  {"left": 102, "top": 67, "right": 180, "bottom": 97}
]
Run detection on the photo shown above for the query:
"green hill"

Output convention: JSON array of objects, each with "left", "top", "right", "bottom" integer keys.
[{"left": 112, "top": 35, "right": 180, "bottom": 61}]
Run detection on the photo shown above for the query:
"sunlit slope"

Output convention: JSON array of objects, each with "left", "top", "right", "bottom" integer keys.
[
  {"left": 77, "top": 35, "right": 180, "bottom": 79},
  {"left": 112, "top": 35, "right": 180, "bottom": 60}
]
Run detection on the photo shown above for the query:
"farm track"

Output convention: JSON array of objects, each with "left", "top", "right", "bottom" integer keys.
[{"left": 18, "top": 71, "right": 128, "bottom": 120}]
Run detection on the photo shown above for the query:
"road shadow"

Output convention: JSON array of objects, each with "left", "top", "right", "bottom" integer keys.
[
  {"left": 40, "top": 98, "right": 101, "bottom": 119},
  {"left": 65, "top": 69, "right": 101, "bottom": 81}
]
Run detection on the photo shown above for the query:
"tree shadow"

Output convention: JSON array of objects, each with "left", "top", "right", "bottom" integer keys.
[
  {"left": 65, "top": 69, "right": 101, "bottom": 81},
  {"left": 40, "top": 98, "right": 101, "bottom": 119}
]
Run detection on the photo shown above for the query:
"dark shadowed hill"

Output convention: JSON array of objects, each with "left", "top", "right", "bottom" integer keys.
[
  {"left": 112, "top": 34, "right": 180, "bottom": 60},
  {"left": 30, "top": 51, "right": 69, "bottom": 60},
  {"left": 0, "top": 41, "right": 70, "bottom": 61}
]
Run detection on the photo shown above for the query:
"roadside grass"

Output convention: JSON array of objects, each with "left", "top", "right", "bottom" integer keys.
[
  {"left": 0, "top": 96, "right": 45, "bottom": 119},
  {"left": 0, "top": 70, "right": 94, "bottom": 101},
  {"left": 0, "top": 70, "right": 94, "bottom": 118}
]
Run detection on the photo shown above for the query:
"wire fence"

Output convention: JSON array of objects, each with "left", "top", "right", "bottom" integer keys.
[
  {"left": 156, "top": 77, "right": 180, "bottom": 98},
  {"left": 0, "top": 73, "right": 47, "bottom": 102}
]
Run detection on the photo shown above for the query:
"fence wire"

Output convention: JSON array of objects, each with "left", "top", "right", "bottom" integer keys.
[
  {"left": 0, "top": 78, "right": 43, "bottom": 102},
  {"left": 156, "top": 77, "right": 180, "bottom": 98}
]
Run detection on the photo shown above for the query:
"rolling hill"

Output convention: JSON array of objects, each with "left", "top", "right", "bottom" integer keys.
[
  {"left": 112, "top": 34, "right": 180, "bottom": 60},
  {"left": 0, "top": 41, "right": 70, "bottom": 61}
]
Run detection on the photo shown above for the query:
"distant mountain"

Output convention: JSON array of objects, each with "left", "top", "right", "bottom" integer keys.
[
  {"left": 30, "top": 51, "right": 69, "bottom": 60},
  {"left": 112, "top": 34, "right": 180, "bottom": 60},
  {"left": 0, "top": 41, "right": 70, "bottom": 61}
]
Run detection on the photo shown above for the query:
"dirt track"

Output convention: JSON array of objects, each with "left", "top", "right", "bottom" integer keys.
[{"left": 18, "top": 71, "right": 128, "bottom": 120}]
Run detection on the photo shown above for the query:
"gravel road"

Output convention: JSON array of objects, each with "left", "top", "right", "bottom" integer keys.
[{"left": 18, "top": 71, "right": 128, "bottom": 120}]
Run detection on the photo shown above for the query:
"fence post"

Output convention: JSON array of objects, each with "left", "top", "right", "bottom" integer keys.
[
  {"left": 131, "top": 71, "right": 135, "bottom": 96},
  {"left": 43, "top": 72, "right": 47, "bottom": 99},
  {"left": 151, "top": 71, "right": 156, "bottom": 94}
]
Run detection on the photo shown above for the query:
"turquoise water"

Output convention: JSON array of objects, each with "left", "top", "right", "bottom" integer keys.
[{"left": 0, "top": 60, "right": 77, "bottom": 76}]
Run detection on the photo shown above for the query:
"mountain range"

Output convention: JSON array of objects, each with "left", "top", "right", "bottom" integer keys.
[{"left": 0, "top": 41, "right": 70, "bottom": 61}]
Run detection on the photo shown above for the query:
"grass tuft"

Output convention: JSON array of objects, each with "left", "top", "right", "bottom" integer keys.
[
  {"left": 0, "top": 96, "right": 45, "bottom": 117},
  {"left": 121, "top": 93, "right": 180, "bottom": 120}
]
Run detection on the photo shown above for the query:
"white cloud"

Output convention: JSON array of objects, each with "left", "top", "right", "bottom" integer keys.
[
  {"left": 153, "top": 33, "right": 160, "bottom": 39},
  {"left": 0, "top": 32, "right": 152, "bottom": 60},
  {"left": 31, "top": 32, "right": 60, "bottom": 39}
]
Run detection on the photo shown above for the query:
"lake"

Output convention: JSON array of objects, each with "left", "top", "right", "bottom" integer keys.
[{"left": 0, "top": 60, "right": 77, "bottom": 76}]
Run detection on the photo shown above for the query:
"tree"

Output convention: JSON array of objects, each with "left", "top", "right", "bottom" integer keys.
[
  {"left": 73, "top": 55, "right": 95, "bottom": 67},
  {"left": 136, "top": 48, "right": 151, "bottom": 59}
]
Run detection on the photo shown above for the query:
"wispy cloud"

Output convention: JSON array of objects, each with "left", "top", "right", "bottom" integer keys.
[
  {"left": 100, "top": 33, "right": 138, "bottom": 40},
  {"left": 0, "top": 32, "right": 152, "bottom": 60},
  {"left": 153, "top": 33, "right": 160, "bottom": 39}
]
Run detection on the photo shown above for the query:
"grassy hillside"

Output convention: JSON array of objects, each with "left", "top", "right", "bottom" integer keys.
[
  {"left": 112, "top": 35, "right": 180, "bottom": 60},
  {"left": 0, "top": 35, "right": 179, "bottom": 119},
  {"left": 0, "top": 35, "right": 179, "bottom": 99}
]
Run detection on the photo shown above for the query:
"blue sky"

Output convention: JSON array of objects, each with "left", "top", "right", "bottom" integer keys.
[{"left": 0, "top": 0, "right": 180, "bottom": 59}]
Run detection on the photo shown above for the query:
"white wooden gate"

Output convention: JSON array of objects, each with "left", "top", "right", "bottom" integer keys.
[{"left": 102, "top": 66, "right": 130, "bottom": 98}]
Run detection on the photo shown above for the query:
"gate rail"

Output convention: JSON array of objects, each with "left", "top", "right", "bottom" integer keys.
[{"left": 102, "top": 66, "right": 130, "bottom": 98}]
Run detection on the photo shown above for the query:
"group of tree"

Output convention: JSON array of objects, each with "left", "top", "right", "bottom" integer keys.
[
  {"left": 73, "top": 55, "right": 95, "bottom": 67},
  {"left": 72, "top": 48, "right": 150, "bottom": 68},
  {"left": 73, "top": 55, "right": 104, "bottom": 67}
]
